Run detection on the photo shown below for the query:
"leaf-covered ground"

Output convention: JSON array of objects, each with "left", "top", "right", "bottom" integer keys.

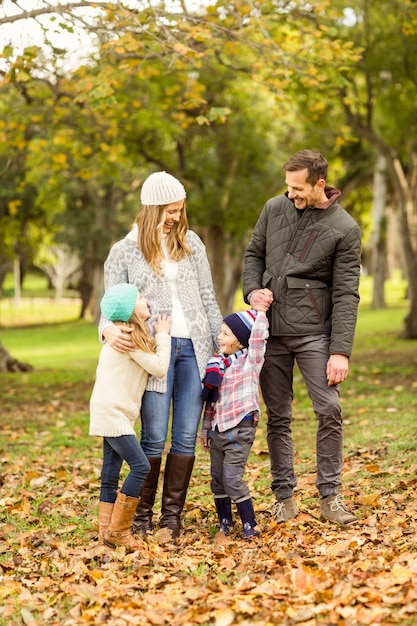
[{"left": 1, "top": 360, "right": 417, "bottom": 626}]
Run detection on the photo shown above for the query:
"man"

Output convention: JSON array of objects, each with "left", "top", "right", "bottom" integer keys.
[{"left": 243, "top": 149, "right": 361, "bottom": 526}]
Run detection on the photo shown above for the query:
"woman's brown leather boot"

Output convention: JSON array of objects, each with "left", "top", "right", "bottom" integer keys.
[
  {"left": 160, "top": 453, "right": 195, "bottom": 539},
  {"left": 132, "top": 457, "right": 161, "bottom": 535}
]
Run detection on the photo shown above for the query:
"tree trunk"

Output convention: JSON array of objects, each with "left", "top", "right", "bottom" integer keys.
[
  {"left": 13, "top": 257, "right": 21, "bottom": 306},
  {"left": 371, "top": 154, "right": 387, "bottom": 309},
  {"left": 78, "top": 257, "right": 95, "bottom": 320},
  {"left": 223, "top": 243, "right": 248, "bottom": 313},
  {"left": 203, "top": 223, "right": 226, "bottom": 316},
  {"left": 389, "top": 157, "right": 417, "bottom": 338},
  {"left": 203, "top": 224, "right": 247, "bottom": 316},
  {"left": 0, "top": 342, "right": 33, "bottom": 372},
  {"left": 395, "top": 194, "right": 417, "bottom": 338},
  {"left": 88, "top": 263, "right": 105, "bottom": 324},
  {"left": 341, "top": 112, "right": 417, "bottom": 338}
]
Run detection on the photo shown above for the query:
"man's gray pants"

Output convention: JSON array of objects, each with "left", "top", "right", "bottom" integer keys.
[{"left": 260, "top": 334, "right": 343, "bottom": 500}]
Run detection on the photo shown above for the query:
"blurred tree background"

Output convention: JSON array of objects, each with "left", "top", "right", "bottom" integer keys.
[{"left": 0, "top": 0, "right": 416, "bottom": 370}]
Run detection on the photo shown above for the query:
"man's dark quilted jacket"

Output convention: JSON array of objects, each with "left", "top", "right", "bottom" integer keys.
[{"left": 243, "top": 187, "right": 361, "bottom": 357}]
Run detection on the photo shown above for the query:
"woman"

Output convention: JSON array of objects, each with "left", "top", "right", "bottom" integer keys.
[{"left": 100, "top": 171, "right": 222, "bottom": 539}]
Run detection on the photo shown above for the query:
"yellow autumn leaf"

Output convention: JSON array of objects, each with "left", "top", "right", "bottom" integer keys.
[
  {"left": 8, "top": 199, "right": 22, "bottom": 215},
  {"left": 392, "top": 563, "right": 413, "bottom": 581},
  {"left": 52, "top": 153, "right": 67, "bottom": 165},
  {"left": 173, "top": 42, "right": 191, "bottom": 55},
  {"left": 87, "top": 569, "right": 105, "bottom": 582},
  {"left": 213, "top": 608, "right": 235, "bottom": 626},
  {"left": 219, "top": 557, "right": 236, "bottom": 569}
]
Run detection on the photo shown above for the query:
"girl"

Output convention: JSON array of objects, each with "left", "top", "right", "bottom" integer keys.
[{"left": 90, "top": 282, "right": 172, "bottom": 549}]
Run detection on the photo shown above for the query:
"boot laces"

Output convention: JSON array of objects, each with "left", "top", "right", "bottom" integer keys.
[
  {"left": 272, "top": 501, "right": 285, "bottom": 517},
  {"left": 329, "top": 494, "right": 348, "bottom": 512}
]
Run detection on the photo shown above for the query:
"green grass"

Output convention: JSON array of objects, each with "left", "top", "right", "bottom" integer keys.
[
  {"left": 1, "top": 269, "right": 80, "bottom": 299},
  {"left": 0, "top": 293, "right": 416, "bottom": 625},
  {"left": 0, "top": 271, "right": 81, "bottom": 327},
  {"left": 1, "top": 319, "right": 100, "bottom": 369},
  {"left": 0, "top": 299, "right": 81, "bottom": 327}
]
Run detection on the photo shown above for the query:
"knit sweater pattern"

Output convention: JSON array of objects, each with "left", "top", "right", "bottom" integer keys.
[{"left": 100, "top": 228, "right": 222, "bottom": 392}]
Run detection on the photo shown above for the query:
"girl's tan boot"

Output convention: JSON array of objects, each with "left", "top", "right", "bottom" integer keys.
[
  {"left": 98, "top": 501, "right": 114, "bottom": 543},
  {"left": 103, "top": 492, "right": 143, "bottom": 550}
]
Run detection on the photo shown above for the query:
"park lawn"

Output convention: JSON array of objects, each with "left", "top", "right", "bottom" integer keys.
[{"left": 0, "top": 304, "right": 417, "bottom": 624}]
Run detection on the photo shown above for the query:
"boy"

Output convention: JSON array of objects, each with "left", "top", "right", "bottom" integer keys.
[{"left": 201, "top": 306, "right": 269, "bottom": 538}]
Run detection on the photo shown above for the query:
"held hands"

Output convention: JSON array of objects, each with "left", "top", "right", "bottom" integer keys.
[
  {"left": 326, "top": 354, "right": 349, "bottom": 386},
  {"left": 249, "top": 288, "right": 274, "bottom": 313},
  {"left": 154, "top": 314, "right": 173, "bottom": 335}
]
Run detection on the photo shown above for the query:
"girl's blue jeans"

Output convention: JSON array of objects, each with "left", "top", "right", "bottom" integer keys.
[
  {"left": 100, "top": 435, "right": 150, "bottom": 503},
  {"left": 140, "top": 338, "right": 203, "bottom": 457}
]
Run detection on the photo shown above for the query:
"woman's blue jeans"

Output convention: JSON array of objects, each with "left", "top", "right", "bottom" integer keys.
[
  {"left": 140, "top": 337, "right": 203, "bottom": 457},
  {"left": 100, "top": 435, "right": 151, "bottom": 503}
]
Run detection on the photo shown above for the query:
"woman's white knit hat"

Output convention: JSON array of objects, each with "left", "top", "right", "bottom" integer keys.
[{"left": 140, "top": 171, "right": 186, "bottom": 206}]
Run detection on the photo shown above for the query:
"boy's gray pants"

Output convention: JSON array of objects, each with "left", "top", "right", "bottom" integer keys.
[{"left": 209, "top": 420, "right": 256, "bottom": 502}]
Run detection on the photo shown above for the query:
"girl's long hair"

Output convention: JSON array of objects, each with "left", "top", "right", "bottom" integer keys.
[
  {"left": 135, "top": 203, "right": 191, "bottom": 273},
  {"left": 115, "top": 313, "right": 156, "bottom": 353}
]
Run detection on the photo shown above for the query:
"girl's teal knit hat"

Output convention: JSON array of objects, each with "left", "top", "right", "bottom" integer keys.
[{"left": 100, "top": 283, "right": 138, "bottom": 322}]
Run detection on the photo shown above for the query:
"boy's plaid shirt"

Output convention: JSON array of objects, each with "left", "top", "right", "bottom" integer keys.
[{"left": 201, "top": 314, "right": 269, "bottom": 436}]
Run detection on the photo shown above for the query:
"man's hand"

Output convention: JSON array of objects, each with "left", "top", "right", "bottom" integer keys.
[
  {"left": 249, "top": 288, "right": 274, "bottom": 312},
  {"left": 326, "top": 354, "right": 349, "bottom": 386}
]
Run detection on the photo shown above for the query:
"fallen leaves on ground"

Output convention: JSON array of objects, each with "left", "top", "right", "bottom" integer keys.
[{"left": 1, "top": 378, "right": 417, "bottom": 625}]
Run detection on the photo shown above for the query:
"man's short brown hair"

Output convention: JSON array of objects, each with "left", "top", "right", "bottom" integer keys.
[{"left": 283, "top": 150, "right": 328, "bottom": 185}]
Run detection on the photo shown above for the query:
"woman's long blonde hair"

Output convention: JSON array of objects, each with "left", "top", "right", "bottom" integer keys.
[
  {"left": 135, "top": 203, "right": 191, "bottom": 273},
  {"left": 115, "top": 312, "right": 156, "bottom": 353}
]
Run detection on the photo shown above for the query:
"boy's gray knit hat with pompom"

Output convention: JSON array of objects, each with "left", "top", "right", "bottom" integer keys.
[
  {"left": 100, "top": 283, "right": 138, "bottom": 323},
  {"left": 140, "top": 171, "right": 186, "bottom": 206}
]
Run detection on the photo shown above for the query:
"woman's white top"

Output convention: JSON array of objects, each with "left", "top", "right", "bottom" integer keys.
[{"left": 161, "top": 236, "right": 190, "bottom": 338}]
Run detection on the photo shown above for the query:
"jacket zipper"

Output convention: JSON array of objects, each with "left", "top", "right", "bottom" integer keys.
[
  {"left": 307, "top": 288, "right": 324, "bottom": 324},
  {"left": 299, "top": 230, "right": 318, "bottom": 263}
]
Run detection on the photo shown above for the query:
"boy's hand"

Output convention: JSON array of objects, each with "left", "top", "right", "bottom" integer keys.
[{"left": 200, "top": 432, "right": 209, "bottom": 451}]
